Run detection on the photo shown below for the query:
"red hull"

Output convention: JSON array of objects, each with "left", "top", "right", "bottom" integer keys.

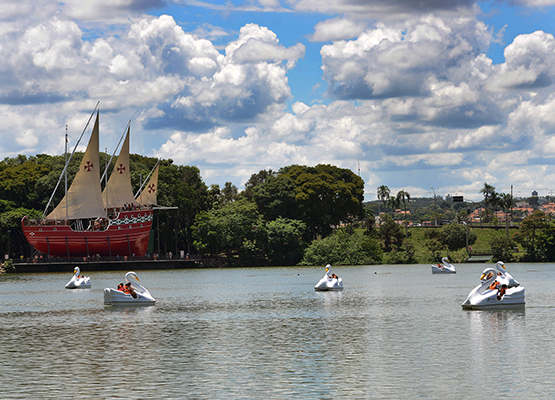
[{"left": 22, "top": 210, "right": 153, "bottom": 257}]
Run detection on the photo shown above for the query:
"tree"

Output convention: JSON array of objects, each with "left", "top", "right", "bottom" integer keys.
[
  {"left": 192, "top": 199, "right": 266, "bottom": 265},
  {"left": 363, "top": 206, "right": 376, "bottom": 236},
  {"left": 243, "top": 169, "right": 275, "bottom": 200},
  {"left": 388, "top": 196, "right": 400, "bottom": 219},
  {"left": 157, "top": 163, "right": 210, "bottom": 255},
  {"left": 0, "top": 156, "right": 51, "bottom": 210},
  {"left": 490, "top": 191, "right": 499, "bottom": 218},
  {"left": 300, "top": 228, "right": 382, "bottom": 265},
  {"left": 480, "top": 183, "right": 496, "bottom": 207},
  {"left": 480, "top": 183, "right": 496, "bottom": 225},
  {"left": 514, "top": 210, "right": 555, "bottom": 261},
  {"left": 424, "top": 229, "right": 446, "bottom": 261},
  {"left": 490, "top": 236, "right": 516, "bottom": 262},
  {"left": 280, "top": 164, "right": 364, "bottom": 239},
  {"left": 207, "top": 184, "right": 222, "bottom": 209},
  {"left": 441, "top": 223, "right": 476, "bottom": 251},
  {"left": 378, "top": 215, "right": 404, "bottom": 252},
  {"left": 191, "top": 210, "right": 220, "bottom": 256},
  {"left": 480, "top": 208, "right": 495, "bottom": 224},
  {"left": 221, "top": 182, "right": 239, "bottom": 205},
  {"left": 252, "top": 174, "right": 298, "bottom": 221},
  {"left": 377, "top": 185, "right": 390, "bottom": 217},
  {"left": 396, "top": 190, "right": 411, "bottom": 238},
  {"left": 266, "top": 217, "right": 307, "bottom": 265},
  {"left": 456, "top": 210, "right": 468, "bottom": 224},
  {"left": 0, "top": 205, "right": 42, "bottom": 258},
  {"left": 498, "top": 192, "right": 514, "bottom": 236}
]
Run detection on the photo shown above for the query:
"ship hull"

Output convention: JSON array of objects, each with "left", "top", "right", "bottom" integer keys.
[{"left": 22, "top": 210, "right": 153, "bottom": 258}]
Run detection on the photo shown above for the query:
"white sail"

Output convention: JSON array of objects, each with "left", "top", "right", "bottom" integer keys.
[
  {"left": 102, "top": 127, "right": 137, "bottom": 209},
  {"left": 137, "top": 164, "right": 159, "bottom": 206},
  {"left": 47, "top": 112, "right": 106, "bottom": 220}
]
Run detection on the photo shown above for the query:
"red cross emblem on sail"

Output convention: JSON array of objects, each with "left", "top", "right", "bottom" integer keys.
[
  {"left": 148, "top": 183, "right": 156, "bottom": 193},
  {"left": 117, "top": 164, "right": 125, "bottom": 174},
  {"left": 83, "top": 161, "right": 93, "bottom": 172}
]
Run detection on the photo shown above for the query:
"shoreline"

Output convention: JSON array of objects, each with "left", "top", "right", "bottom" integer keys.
[{"left": 6, "top": 258, "right": 202, "bottom": 273}]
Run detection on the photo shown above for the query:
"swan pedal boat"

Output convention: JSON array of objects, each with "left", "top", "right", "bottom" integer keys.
[
  {"left": 103, "top": 271, "right": 155, "bottom": 305},
  {"left": 65, "top": 266, "right": 92, "bottom": 289},
  {"left": 431, "top": 257, "right": 456, "bottom": 274},
  {"left": 314, "top": 264, "right": 343, "bottom": 291},
  {"left": 461, "top": 267, "right": 524, "bottom": 310}
]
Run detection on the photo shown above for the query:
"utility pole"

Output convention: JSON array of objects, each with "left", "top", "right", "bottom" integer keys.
[
  {"left": 511, "top": 185, "right": 513, "bottom": 227},
  {"left": 431, "top": 187, "right": 438, "bottom": 227}
]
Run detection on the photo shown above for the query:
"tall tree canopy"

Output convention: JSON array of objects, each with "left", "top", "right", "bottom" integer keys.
[
  {"left": 280, "top": 164, "right": 364, "bottom": 239},
  {"left": 251, "top": 174, "right": 298, "bottom": 221},
  {"left": 514, "top": 210, "right": 555, "bottom": 262},
  {"left": 0, "top": 155, "right": 51, "bottom": 210},
  {"left": 243, "top": 169, "right": 275, "bottom": 200},
  {"left": 192, "top": 199, "right": 266, "bottom": 265},
  {"left": 157, "top": 162, "right": 210, "bottom": 254}
]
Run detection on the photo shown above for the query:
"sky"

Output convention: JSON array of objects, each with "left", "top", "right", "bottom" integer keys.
[{"left": 2, "top": 0, "right": 555, "bottom": 203}]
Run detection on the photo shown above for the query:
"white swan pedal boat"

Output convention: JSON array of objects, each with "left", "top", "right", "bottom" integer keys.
[
  {"left": 461, "top": 267, "right": 524, "bottom": 310},
  {"left": 103, "top": 271, "right": 156, "bottom": 305},
  {"left": 431, "top": 257, "right": 456, "bottom": 274},
  {"left": 314, "top": 264, "right": 343, "bottom": 291},
  {"left": 65, "top": 266, "right": 92, "bottom": 289}
]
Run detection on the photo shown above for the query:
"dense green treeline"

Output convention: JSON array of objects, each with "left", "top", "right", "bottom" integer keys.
[
  {"left": 190, "top": 165, "right": 367, "bottom": 266},
  {"left": 2, "top": 154, "right": 555, "bottom": 266},
  {"left": 0, "top": 154, "right": 371, "bottom": 265}
]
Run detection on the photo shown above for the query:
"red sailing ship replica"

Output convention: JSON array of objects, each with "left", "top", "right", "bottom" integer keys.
[{"left": 21, "top": 110, "right": 160, "bottom": 258}]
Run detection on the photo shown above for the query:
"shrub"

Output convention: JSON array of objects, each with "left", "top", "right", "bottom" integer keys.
[{"left": 300, "top": 228, "right": 382, "bottom": 265}]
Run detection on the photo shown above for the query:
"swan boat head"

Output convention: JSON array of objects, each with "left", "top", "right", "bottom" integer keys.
[
  {"left": 126, "top": 271, "right": 140, "bottom": 284},
  {"left": 495, "top": 261, "right": 520, "bottom": 287}
]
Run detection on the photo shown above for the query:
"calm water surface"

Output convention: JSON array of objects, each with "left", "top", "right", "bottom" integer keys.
[{"left": 1, "top": 263, "right": 555, "bottom": 399}]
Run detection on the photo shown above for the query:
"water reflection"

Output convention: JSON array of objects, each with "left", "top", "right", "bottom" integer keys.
[
  {"left": 316, "top": 290, "right": 343, "bottom": 311},
  {"left": 1, "top": 264, "right": 555, "bottom": 398},
  {"left": 464, "top": 310, "right": 527, "bottom": 390}
]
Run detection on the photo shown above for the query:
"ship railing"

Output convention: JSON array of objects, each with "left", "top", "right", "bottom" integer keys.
[
  {"left": 110, "top": 204, "right": 153, "bottom": 212},
  {"left": 12, "top": 253, "right": 202, "bottom": 264},
  {"left": 106, "top": 204, "right": 153, "bottom": 218},
  {"left": 23, "top": 218, "right": 71, "bottom": 227},
  {"left": 23, "top": 217, "right": 112, "bottom": 231}
]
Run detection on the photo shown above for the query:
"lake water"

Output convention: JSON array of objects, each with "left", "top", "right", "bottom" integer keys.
[{"left": 1, "top": 263, "right": 555, "bottom": 399}]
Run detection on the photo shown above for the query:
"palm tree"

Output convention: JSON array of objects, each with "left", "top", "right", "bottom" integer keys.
[
  {"left": 377, "top": 185, "right": 390, "bottom": 220},
  {"left": 480, "top": 183, "right": 496, "bottom": 225},
  {"left": 498, "top": 192, "right": 514, "bottom": 236},
  {"left": 388, "top": 196, "right": 400, "bottom": 219},
  {"left": 490, "top": 191, "right": 500, "bottom": 223},
  {"left": 397, "top": 190, "right": 411, "bottom": 238},
  {"left": 480, "top": 183, "right": 496, "bottom": 208}
]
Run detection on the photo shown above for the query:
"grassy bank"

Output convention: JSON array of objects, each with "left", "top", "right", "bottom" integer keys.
[{"left": 406, "top": 226, "right": 519, "bottom": 264}]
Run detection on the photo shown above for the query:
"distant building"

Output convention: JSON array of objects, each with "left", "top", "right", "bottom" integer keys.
[
  {"left": 529, "top": 191, "right": 539, "bottom": 206},
  {"left": 541, "top": 203, "right": 555, "bottom": 213}
]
